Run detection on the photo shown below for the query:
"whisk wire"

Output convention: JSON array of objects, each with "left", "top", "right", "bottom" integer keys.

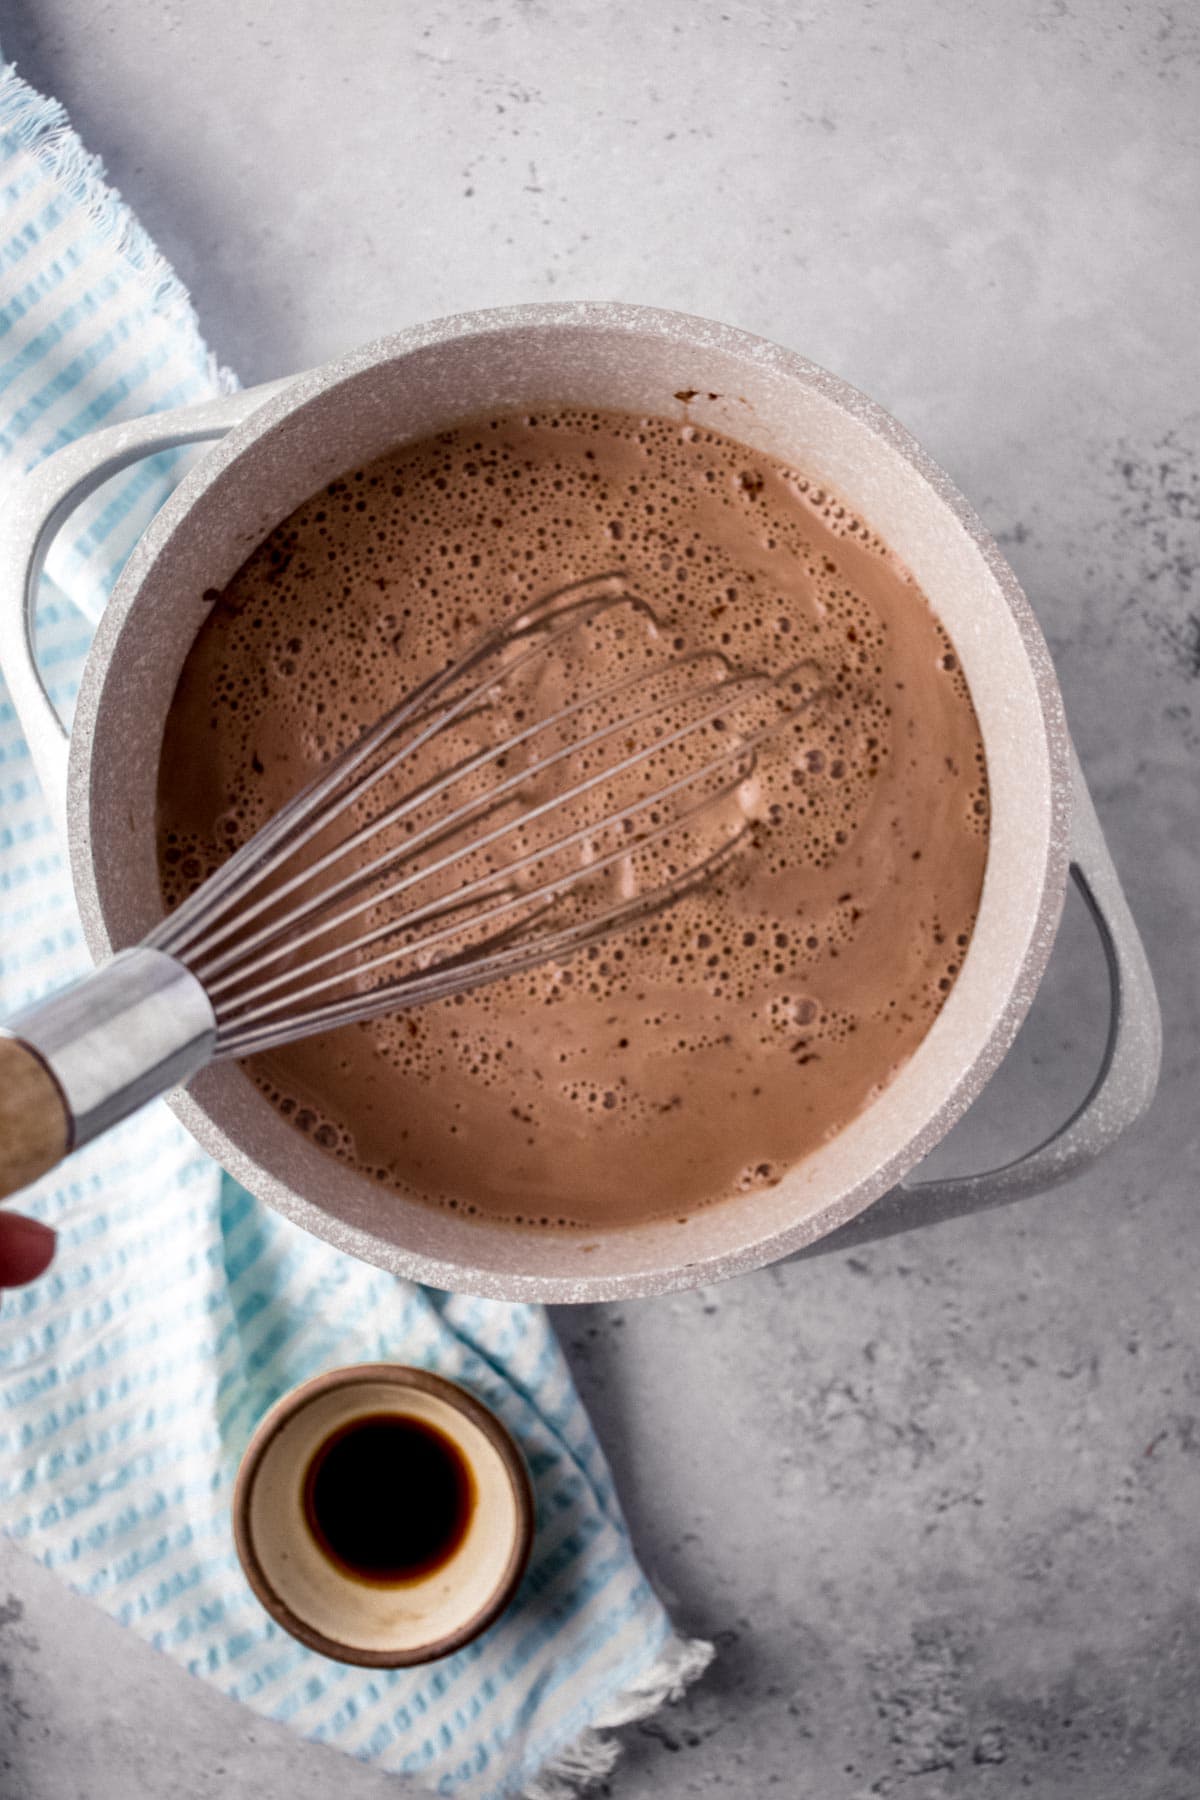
[
  {"left": 213, "top": 765, "right": 756, "bottom": 1034},
  {"left": 216, "top": 824, "right": 751, "bottom": 1058},
  {"left": 187, "top": 644, "right": 739, "bottom": 985},
  {"left": 212, "top": 656, "right": 819, "bottom": 1040},
  {"left": 151, "top": 574, "right": 634, "bottom": 959},
  {"left": 196, "top": 661, "right": 771, "bottom": 992},
  {"left": 150, "top": 574, "right": 824, "bottom": 1059}
]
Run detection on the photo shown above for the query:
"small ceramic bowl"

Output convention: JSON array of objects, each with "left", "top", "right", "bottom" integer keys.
[{"left": 232, "top": 1364, "right": 535, "bottom": 1667}]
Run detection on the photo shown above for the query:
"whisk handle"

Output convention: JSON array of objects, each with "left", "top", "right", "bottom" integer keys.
[
  {"left": 0, "top": 949, "right": 217, "bottom": 1198},
  {"left": 0, "top": 1039, "right": 70, "bottom": 1200}
]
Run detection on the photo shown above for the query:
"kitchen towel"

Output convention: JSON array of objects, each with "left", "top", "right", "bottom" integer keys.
[{"left": 0, "top": 58, "right": 710, "bottom": 1800}]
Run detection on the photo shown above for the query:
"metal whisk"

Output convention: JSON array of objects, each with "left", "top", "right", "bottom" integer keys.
[{"left": 0, "top": 573, "right": 818, "bottom": 1199}]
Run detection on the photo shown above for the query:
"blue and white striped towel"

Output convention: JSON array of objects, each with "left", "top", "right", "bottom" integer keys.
[{"left": 0, "top": 59, "right": 710, "bottom": 1799}]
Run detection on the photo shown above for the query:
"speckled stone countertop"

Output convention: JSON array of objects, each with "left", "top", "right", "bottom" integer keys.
[{"left": 1, "top": 3, "right": 1198, "bottom": 1796}]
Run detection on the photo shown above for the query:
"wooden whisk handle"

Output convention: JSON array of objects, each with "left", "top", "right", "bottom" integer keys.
[{"left": 0, "top": 1037, "right": 71, "bottom": 1200}]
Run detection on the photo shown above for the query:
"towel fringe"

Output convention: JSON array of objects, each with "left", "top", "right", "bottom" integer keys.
[
  {"left": 522, "top": 1635, "right": 714, "bottom": 1799},
  {"left": 0, "top": 60, "right": 237, "bottom": 399}
]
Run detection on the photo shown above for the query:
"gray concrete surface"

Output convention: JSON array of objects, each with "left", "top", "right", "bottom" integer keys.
[{"left": 1, "top": 2, "right": 1198, "bottom": 1795}]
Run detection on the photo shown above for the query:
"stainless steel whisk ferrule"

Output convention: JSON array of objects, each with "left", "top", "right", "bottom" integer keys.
[{"left": 3, "top": 948, "right": 215, "bottom": 1159}]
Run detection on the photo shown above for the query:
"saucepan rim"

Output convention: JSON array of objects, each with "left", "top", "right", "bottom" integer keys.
[{"left": 66, "top": 302, "right": 1073, "bottom": 1300}]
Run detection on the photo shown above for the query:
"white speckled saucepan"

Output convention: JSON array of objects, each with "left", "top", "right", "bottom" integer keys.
[{"left": 0, "top": 305, "right": 1162, "bottom": 1302}]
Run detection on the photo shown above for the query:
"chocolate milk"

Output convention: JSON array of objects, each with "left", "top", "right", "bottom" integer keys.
[{"left": 157, "top": 409, "right": 989, "bottom": 1229}]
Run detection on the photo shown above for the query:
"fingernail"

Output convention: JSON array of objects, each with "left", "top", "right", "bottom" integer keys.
[{"left": 0, "top": 1214, "right": 58, "bottom": 1287}]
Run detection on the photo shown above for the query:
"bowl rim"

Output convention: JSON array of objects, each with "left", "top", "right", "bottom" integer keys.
[{"left": 231, "top": 1362, "right": 535, "bottom": 1668}]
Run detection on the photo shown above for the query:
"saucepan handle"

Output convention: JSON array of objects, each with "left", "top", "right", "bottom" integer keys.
[
  {"left": 798, "top": 745, "right": 1162, "bottom": 1257},
  {"left": 0, "top": 381, "right": 289, "bottom": 831}
]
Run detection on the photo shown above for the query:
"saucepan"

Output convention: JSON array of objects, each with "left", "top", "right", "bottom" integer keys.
[{"left": 0, "top": 303, "right": 1162, "bottom": 1302}]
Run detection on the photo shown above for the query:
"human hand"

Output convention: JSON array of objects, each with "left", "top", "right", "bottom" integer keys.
[{"left": 0, "top": 1212, "right": 56, "bottom": 1293}]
